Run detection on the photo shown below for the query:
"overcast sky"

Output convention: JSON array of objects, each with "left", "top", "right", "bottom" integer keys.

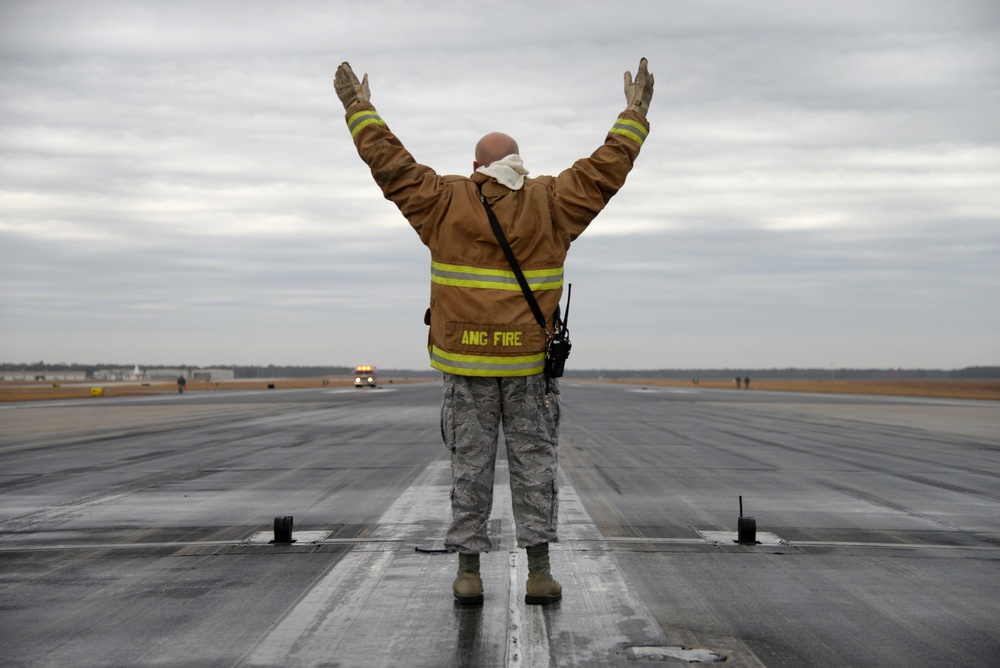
[{"left": 1, "top": 0, "right": 997, "bottom": 371}]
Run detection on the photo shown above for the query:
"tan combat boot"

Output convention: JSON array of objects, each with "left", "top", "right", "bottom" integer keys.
[
  {"left": 453, "top": 552, "right": 483, "bottom": 605},
  {"left": 525, "top": 543, "right": 562, "bottom": 605}
]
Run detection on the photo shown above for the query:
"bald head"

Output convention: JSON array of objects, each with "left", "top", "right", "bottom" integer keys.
[{"left": 474, "top": 132, "right": 519, "bottom": 169}]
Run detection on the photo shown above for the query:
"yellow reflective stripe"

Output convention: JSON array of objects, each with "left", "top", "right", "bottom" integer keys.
[
  {"left": 609, "top": 117, "right": 648, "bottom": 146},
  {"left": 430, "top": 261, "right": 563, "bottom": 291},
  {"left": 348, "top": 109, "right": 386, "bottom": 137},
  {"left": 429, "top": 346, "right": 546, "bottom": 376}
]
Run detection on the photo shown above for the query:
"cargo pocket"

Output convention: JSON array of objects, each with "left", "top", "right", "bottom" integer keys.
[
  {"left": 441, "top": 378, "right": 456, "bottom": 450},
  {"left": 542, "top": 377, "right": 561, "bottom": 443}
]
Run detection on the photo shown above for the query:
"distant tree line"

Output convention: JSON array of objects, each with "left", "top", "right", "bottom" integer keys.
[
  {"left": 230, "top": 365, "right": 442, "bottom": 379},
  {"left": 561, "top": 367, "right": 1000, "bottom": 380},
  {"left": 3, "top": 362, "right": 997, "bottom": 380},
  {"left": 231, "top": 365, "right": 356, "bottom": 379}
]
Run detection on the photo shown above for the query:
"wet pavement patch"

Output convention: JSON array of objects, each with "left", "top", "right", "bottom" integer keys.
[{"left": 627, "top": 645, "right": 727, "bottom": 662}]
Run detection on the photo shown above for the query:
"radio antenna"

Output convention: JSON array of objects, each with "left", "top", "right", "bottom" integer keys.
[{"left": 563, "top": 283, "right": 572, "bottom": 330}]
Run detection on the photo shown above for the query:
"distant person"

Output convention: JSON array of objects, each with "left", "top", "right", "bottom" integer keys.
[
  {"left": 735, "top": 376, "right": 741, "bottom": 389},
  {"left": 177, "top": 376, "right": 186, "bottom": 394},
  {"left": 744, "top": 376, "right": 750, "bottom": 390},
  {"left": 334, "top": 59, "right": 653, "bottom": 605}
]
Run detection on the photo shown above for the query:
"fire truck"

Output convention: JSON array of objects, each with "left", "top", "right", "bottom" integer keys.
[{"left": 354, "top": 365, "right": 377, "bottom": 388}]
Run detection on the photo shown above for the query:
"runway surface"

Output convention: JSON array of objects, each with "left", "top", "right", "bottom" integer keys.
[{"left": 1, "top": 381, "right": 998, "bottom": 666}]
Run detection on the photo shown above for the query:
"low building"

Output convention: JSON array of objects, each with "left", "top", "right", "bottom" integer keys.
[
  {"left": 1, "top": 370, "right": 88, "bottom": 381},
  {"left": 147, "top": 368, "right": 190, "bottom": 380}
]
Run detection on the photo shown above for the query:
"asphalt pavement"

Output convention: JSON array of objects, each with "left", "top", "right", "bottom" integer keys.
[{"left": 1, "top": 381, "right": 997, "bottom": 667}]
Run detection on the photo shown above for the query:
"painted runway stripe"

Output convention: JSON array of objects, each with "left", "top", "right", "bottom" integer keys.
[{"left": 240, "top": 459, "right": 668, "bottom": 667}]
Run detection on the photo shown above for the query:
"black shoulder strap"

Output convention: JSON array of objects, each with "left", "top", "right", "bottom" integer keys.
[{"left": 477, "top": 183, "right": 549, "bottom": 337}]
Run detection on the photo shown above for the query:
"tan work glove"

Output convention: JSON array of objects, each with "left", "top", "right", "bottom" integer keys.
[
  {"left": 334, "top": 61, "right": 371, "bottom": 110},
  {"left": 624, "top": 57, "right": 654, "bottom": 117}
]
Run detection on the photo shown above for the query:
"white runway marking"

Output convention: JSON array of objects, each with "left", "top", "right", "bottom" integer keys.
[
  {"left": 699, "top": 530, "right": 787, "bottom": 546},
  {"left": 243, "top": 531, "right": 332, "bottom": 545},
  {"left": 241, "top": 459, "right": 669, "bottom": 667}
]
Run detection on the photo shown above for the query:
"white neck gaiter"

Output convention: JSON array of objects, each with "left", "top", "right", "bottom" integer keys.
[{"left": 476, "top": 154, "right": 529, "bottom": 191}]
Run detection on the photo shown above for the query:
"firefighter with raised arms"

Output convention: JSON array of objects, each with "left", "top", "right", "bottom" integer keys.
[{"left": 333, "top": 58, "right": 653, "bottom": 604}]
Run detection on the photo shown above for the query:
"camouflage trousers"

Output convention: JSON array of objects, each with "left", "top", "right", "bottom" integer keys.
[{"left": 441, "top": 373, "right": 561, "bottom": 553}]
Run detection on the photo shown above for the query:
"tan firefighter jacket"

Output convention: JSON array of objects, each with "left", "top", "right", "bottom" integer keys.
[{"left": 344, "top": 102, "right": 649, "bottom": 376}]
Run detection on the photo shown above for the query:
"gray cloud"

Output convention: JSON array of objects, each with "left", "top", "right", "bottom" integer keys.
[{"left": 1, "top": 0, "right": 997, "bottom": 369}]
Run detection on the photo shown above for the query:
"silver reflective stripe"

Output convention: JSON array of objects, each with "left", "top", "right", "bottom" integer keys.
[
  {"left": 610, "top": 117, "right": 648, "bottom": 145},
  {"left": 432, "top": 266, "right": 519, "bottom": 287},
  {"left": 348, "top": 110, "right": 386, "bottom": 137},
  {"left": 430, "top": 261, "right": 563, "bottom": 291},
  {"left": 429, "top": 348, "right": 546, "bottom": 376},
  {"left": 430, "top": 266, "right": 562, "bottom": 289}
]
